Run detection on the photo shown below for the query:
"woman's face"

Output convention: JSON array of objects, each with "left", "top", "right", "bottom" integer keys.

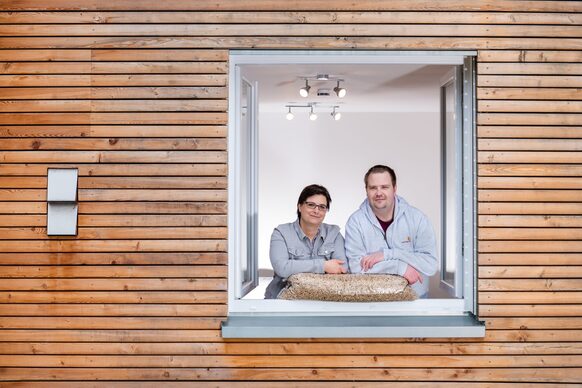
[{"left": 298, "top": 194, "right": 328, "bottom": 226}]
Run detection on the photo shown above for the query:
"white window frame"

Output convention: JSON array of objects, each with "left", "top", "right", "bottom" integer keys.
[
  {"left": 227, "top": 50, "right": 476, "bottom": 317},
  {"left": 440, "top": 68, "right": 465, "bottom": 298}
]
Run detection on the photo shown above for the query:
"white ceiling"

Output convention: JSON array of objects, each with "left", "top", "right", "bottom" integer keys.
[{"left": 241, "top": 64, "right": 454, "bottom": 113}]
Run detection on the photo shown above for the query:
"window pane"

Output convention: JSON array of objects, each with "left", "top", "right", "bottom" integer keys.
[
  {"left": 443, "top": 80, "right": 457, "bottom": 287},
  {"left": 240, "top": 78, "right": 258, "bottom": 297}
]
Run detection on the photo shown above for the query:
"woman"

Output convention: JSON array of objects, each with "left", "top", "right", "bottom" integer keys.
[{"left": 265, "top": 184, "right": 348, "bottom": 299}]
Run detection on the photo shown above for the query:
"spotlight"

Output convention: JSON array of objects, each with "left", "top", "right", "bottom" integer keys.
[
  {"left": 285, "top": 107, "right": 294, "bottom": 120},
  {"left": 299, "top": 79, "right": 311, "bottom": 98},
  {"left": 334, "top": 80, "right": 347, "bottom": 98},
  {"left": 309, "top": 106, "right": 318, "bottom": 121},
  {"left": 331, "top": 107, "right": 341, "bottom": 121}
]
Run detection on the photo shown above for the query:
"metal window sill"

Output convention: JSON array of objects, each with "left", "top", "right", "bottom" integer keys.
[{"left": 221, "top": 313, "right": 485, "bottom": 338}]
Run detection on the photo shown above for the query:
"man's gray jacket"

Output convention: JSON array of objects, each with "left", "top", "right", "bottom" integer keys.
[{"left": 344, "top": 195, "right": 438, "bottom": 297}]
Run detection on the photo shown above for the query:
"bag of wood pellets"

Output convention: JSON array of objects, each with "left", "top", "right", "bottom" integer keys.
[{"left": 278, "top": 273, "right": 417, "bottom": 302}]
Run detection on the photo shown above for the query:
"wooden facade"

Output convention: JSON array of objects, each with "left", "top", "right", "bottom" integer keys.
[{"left": 0, "top": 0, "right": 581, "bottom": 385}]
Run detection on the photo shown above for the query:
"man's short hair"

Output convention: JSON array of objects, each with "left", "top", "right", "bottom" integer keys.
[
  {"left": 296, "top": 184, "right": 332, "bottom": 219},
  {"left": 364, "top": 165, "right": 397, "bottom": 187}
]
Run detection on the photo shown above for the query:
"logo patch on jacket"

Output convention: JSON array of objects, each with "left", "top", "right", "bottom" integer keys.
[{"left": 402, "top": 236, "right": 411, "bottom": 243}]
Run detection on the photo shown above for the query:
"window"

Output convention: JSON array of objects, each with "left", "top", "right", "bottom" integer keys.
[{"left": 225, "top": 51, "right": 482, "bottom": 337}]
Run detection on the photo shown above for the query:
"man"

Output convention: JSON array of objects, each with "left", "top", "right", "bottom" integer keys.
[{"left": 345, "top": 165, "right": 438, "bottom": 297}]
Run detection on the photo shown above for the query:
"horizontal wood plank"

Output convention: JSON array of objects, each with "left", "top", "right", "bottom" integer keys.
[
  {"left": 478, "top": 50, "right": 582, "bottom": 63},
  {"left": 0, "top": 87, "right": 227, "bottom": 100},
  {"left": 478, "top": 75, "right": 582, "bottom": 88},
  {"left": 478, "top": 202, "right": 582, "bottom": 215},
  {"left": 481, "top": 293, "right": 582, "bottom": 305},
  {"left": 479, "top": 228, "right": 582, "bottom": 240},
  {"left": 478, "top": 113, "right": 582, "bottom": 126},
  {"left": 79, "top": 190, "right": 227, "bottom": 202},
  {"left": 0, "top": 317, "right": 222, "bottom": 330},
  {"left": 478, "top": 177, "right": 582, "bottom": 189},
  {"left": 478, "top": 126, "right": 582, "bottom": 138},
  {"left": 0, "top": 202, "right": 228, "bottom": 215},
  {"left": 1, "top": 24, "right": 580, "bottom": 38},
  {"left": 478, "top": 189, "right": 582, "bottom": 202},
  {"left": 2, "top": 11, "right": 581, "bottom": 25},
  {"left": 2, "top": 138, "right": 226, "bottom": 151},
  {"left": 0, "top": 265, "right": 226, "bottom": 278},
  {"left": 0, "top": 278, "right": 226, "bottom": 290},
  {"left": 479, "top": 253, "right": 582, "bottom": 266},
  {"left": 2, "top": 353, "right": 582, "bottom": 368},
  {"left": 0, "top": 367, "right": 578, "bottom": 383},
  {"left": 478, "top": 164, "right": 582, "bottom": 177},
  {"left": 0, "top": 164, "right": 227, "bottom": 177},
  {"left": 1, "top": 36, "right": 581, "bottom": 50},
  {"left": 478, "top": 138, "right": 582, "bottom": 151},
  {"left": 2, "top": 341, "right": 581, "bottom": 356},
  {"left": 0, "top": 49, "right": 227, "bottom": 61},
  {"left": 481, "top": 304, "right": 582, "bottom": 317},
  {"left": 0, "top": 61, "right": 227, "bottom": 74},
  {"left": 0, "top": 227, "right": 227, "bottom": 240},
  {"left": 0, "top": 150, "right": 227, "bottom": 163},
  {"left": 479, "top": 215, "right": 582, "bottom": 227},
  {"left": 0, "top": 177, "right": 227, "bottom": 189},
  {"left": 479, "top": 63, "right": 582, "bottom": 75},
  {"left": 0, "top": 329, "right": 221, "bottom": 342},
  {"left": 479, "top": 101, "right": 582, "bottom": 113},
  {"left": 0, "top": 125, "right": 226, "bottom": 137},
  {"left": 2, "top": 1, "right": 580, "bottom": 12},
  {"left": 0, "top": 304, "right": 227, "bottom": 317},
  {"left": 0, "top": 291, "right": 226, "bottom": 303},
  {"left": 477, "top": 88, "right": 582, "bottom": 100},
  {"left": 0, "top": 100, "right": 228, "bottom": 112},
  {"left": 479, "top": 279, "right": 582, "bottom": 291},
  {"left": 0, "top": 214, "right": 226, "bottom": 227},
  {"left": 479, "top": 240, "right": 582, "bottom": 252},
  {"left": 0, "top": 112, "right": 228, "bottom": 125},
  {"left": 0, "top": 252, "right": 227, "bottom": 265},
  {"left": 0, "top": 239, "right": 227, "bottom": 252},
  {"left": 0, "top": 74, "right": 227, "bottom": 87}
]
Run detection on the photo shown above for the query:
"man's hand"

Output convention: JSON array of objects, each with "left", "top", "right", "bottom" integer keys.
[
  {"left": 324, "top": 259, "right": 347, "bottom": 274},
  {"left": 403, "top": 265, "right": 423, "bottom": 284},
  {"left": 360, "top": 251, "right": 384, "bottom": 272}
]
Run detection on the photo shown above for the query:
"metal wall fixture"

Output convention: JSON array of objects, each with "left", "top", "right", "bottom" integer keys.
[
  {"left": 46, "top": 168, "right": 79, "bottom": 236},
  {"left": 299, "top": 74, "right": 346, "bottom": 98},
  {"left": 285, "top": 103, "right": 342, "bottom": 121}
]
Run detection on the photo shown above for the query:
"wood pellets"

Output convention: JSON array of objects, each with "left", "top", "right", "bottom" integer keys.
[{"left": 278, "top": 273, "right": 418, "bottom": 302}]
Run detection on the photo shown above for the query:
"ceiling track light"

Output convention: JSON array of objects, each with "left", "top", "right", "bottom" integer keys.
[
  {"left": 298, "top": 75, "right": 346, "bottom": 99},
  {"left": 331, "top": 106, "right": 341, "bottom": 121},
  {"left": 299, "top": 79, "right": 311, "bottom": 98},
  {"left": 334, "top": 80, "right": 347, "bottom": 98},
  {"left": 309, "top": 106, "right": 318, "bottom": 121},
  {"left": 286, "top": 106, "right": 294, "bottom": 120},
  {"left": 285, "top": 104, "right": 341, "bottom": 121}
]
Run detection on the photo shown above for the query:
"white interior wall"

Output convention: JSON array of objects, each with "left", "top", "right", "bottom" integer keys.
[{"left": 258, "top": 111, "right": 441, "bottom": 270}]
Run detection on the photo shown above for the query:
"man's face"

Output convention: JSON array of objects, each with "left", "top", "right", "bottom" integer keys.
[{"left": 366, "top": 172, "right": 397, "bottom": 214}]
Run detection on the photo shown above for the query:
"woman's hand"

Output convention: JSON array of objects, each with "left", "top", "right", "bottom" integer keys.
[{"left": 324, "top": 259, "right": 347, "bottom": 274}]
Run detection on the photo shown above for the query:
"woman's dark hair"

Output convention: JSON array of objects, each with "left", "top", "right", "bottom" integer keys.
[{"left": 296, "top": 184, "right": 331, "bottom": 219}]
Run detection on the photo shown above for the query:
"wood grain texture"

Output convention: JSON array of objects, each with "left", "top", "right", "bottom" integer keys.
[
  {"left": 1, "top": 36, "right": 581, "bottom": 50},
  {"left": 2, "top": 1, "right": 581, "bottom": 12},
  {"left": 1, "top": 11, "right": 580, "bottom": 25},
  {"left": 1, "top": 1, "right": 581, "bottom": 384}
]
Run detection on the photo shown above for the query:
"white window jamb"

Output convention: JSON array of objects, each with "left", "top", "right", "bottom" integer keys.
[{"left": 227, "top": 50, "right": 477, "bottom": 316}]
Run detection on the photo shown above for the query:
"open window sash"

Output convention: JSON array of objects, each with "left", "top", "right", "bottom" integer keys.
[
  {"left": 234, "top": 70, "right": 259, "bottom": 298},
  {"left": 440, "top": 67, "right": 464, "bottom": 299}
]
